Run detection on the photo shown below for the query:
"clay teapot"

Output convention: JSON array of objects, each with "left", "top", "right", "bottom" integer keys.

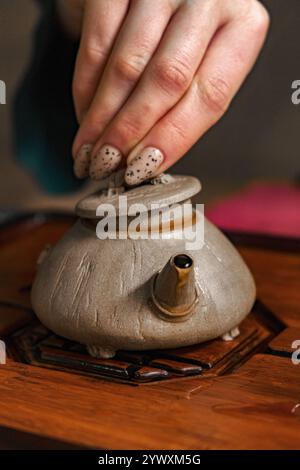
[{"left": 31, "top": 172, "right": 256, "bottom": 358}]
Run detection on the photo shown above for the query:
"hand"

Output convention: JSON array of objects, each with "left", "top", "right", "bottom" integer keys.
[{"left": 70, "top": 0, "right": 269, "bottom": 185}]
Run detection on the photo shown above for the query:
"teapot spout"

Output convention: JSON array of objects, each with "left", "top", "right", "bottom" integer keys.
[{"left": 152, "top": 254, "right": 199, "bottom": 321}]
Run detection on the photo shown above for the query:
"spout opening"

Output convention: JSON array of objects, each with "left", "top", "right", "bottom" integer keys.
[{"left": 173, "top": 254, "right": 193, "bottom": 269}]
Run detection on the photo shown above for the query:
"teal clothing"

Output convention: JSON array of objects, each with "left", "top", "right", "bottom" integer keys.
[{"left": 14, "top": 0, "right": 82, "bottom": 193}]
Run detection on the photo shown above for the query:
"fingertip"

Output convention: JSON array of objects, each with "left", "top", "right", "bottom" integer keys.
[
  {"left": 125, "top": 147, "right": 164, "bottom": 185},
  {"left": 89, "top": 144, "right": 123, "bottom": 180},
  {"left": 73, "top": 143, "right": 92, "bottom": 179}
]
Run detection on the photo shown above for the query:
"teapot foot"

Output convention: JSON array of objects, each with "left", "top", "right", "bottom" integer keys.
[
  {"left": 87, "top": 344, "right": 116, "bottom": 359},
  {"left": 221, "top": 326, "right": 240, "bottom": 342}
]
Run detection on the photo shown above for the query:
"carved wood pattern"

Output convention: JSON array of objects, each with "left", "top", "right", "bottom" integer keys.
[{"left": 0, "top": 214, "right": 282, "bottom": 383}]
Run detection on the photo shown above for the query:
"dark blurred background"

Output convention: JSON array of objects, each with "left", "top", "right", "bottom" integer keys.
[{"left": 0, "top": 0, "right": 299, "bottom": 210}]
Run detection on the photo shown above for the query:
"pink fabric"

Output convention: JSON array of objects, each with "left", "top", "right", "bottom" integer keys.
[{"left": 206, "top": 183, "right": 300, "bottom": 238}]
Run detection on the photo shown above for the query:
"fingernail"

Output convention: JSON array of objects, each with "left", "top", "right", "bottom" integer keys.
[
  {"left": 125, "top": 147, "right": 164, "bottom": 185},
  {"left": 90, "top": 145, "right": 122, "bottom": 180},
  {"left": 73, "top": 144, "right": 92, "bottom": 179}
]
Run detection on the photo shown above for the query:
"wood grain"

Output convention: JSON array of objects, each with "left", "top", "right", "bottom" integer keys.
[
  {"left": 0, "top": 355, "right": 299, "bottom": 449},
  {"left": 239, "top": 246, "right": 300, "bottom": 329},
  {"left": 0, "top": 304, "right": 33, "bottom": 336},
  {"left": 269, "top": 328, "right": 300, "bottom": 356}
]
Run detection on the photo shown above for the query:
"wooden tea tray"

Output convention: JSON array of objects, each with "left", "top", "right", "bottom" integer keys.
[{"left": 0, "top": 213, "right": 300, "bottom": 449}]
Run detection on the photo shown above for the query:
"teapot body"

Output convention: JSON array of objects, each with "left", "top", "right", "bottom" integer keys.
[{"left": 31, "top": 215, "right": 256, "bottom": 358}]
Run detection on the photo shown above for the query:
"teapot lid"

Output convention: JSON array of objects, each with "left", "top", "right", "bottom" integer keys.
[{"left": 75, "top": 172, "right": 201, "bottom": 219}]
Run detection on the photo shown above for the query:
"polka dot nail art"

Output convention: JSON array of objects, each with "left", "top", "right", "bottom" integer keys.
[
  {"left": 125, "top": 147, "right": 164, "bottom": 186},
  {"left": 90, "top": 145, "right": 122, "bottom": 180},
  {"left": 73, "top": 144, "right": 92, "bottom": 179}
]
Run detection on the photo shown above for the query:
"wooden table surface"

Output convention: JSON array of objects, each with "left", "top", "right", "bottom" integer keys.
[{"left": 0, "top": 214, "right": 300, "bottom": 450}]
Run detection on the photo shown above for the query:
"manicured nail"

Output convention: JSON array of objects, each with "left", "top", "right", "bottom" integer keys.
[
  {"left": 89, "top": 145, "right": 122, "bottom": 180},
  {"left": 125, "top": 147, "right": 164, "bottom": 186},
  {"left": 73, "top": 144, "right": 92, "bottom": 179}
]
